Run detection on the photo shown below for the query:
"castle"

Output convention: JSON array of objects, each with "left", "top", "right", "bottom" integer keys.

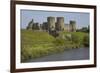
[{"left": 26, "top": 17, "right": 76, "bottom": 32}]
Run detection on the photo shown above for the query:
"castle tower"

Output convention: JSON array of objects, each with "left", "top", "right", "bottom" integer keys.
[
  {"left": 47, "top": 17, "right": 55, "bottom": 31},
  {"left": 56, "top": 17, "right": 64, "bottom": 31},
  {"left": 32, "top": 23, "right": 40, "bottom": 30},
  {"left": 27, "top": 19, "right": 34, "bottom": 30},
  {"left": 69, "top": 20, "right": 76, "bottom": 32},
  {"left": 42, "top": 22, "right": 48, "bottom": 31}
]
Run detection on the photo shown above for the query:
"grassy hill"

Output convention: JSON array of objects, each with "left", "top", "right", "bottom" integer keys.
[{"left": 21, "top": 29, "right": 89, "bottom": 62}]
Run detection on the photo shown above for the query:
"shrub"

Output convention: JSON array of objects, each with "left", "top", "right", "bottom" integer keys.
[
  {"left": 71, "top": 34, "right": 80, "bottom": 44},
  {"left": 65, "top": 34, "right": 72, "bottom": 41},
  {"left": 83, "top": 34, "right": 89, "bottom": 47}
]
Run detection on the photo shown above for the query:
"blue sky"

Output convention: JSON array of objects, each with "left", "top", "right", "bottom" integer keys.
[{"left": 21, "top": 10, "right": 90, "bottom": 29}]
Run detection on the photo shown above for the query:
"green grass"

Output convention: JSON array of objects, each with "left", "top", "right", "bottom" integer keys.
[
  {"left": 21, "top": 30, "right": 89, "bottom": 62},
  {"left": 21, "top": 30, "right": 64, "bottom": 62}
]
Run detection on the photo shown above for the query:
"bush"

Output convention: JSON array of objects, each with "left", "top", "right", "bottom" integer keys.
[
  {"left": 83, "top": 34, "right": 89, "bottom": 47},
  {"left": 71, "top": 34, "right": 80, "bottom": 44},
  {"left": 65, "top": 34, "right": 72, "bottom": 41}
]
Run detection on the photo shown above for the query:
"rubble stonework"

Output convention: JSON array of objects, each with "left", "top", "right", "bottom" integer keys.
[
  {"left": 27, "top": 17, "right": 76, "bottom": 32},
  {"left": 47, "top": 17, "right": 55, "bottom": 31},
  {"left": 56, "top": 17, "right": 64, "bottom": 31}
]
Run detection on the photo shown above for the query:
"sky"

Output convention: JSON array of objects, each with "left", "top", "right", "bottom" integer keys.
[{"left": 21, "top": 10, "right": 90, "bottom": 29}]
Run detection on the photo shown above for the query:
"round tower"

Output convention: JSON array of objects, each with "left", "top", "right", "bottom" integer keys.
[
  {"left": 47, "top": 17, "right": 55, "bottom": 31},
  {"left": 56, "top": 17, "right": 64, "bottom": 31},
  {"left": 70, "top": 20, "right": 76, "bottom": 32}
]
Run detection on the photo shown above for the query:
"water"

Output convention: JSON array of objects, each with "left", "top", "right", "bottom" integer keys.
[{"left": 26, "top": 48, "right": 89, "bottom": 62}]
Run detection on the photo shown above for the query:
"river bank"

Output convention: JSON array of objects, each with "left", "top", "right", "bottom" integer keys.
[
  {"left": 21, "top": 30, "right": 89, "bottom": 62},
  {"left": 24, "top": 47, "right": 89, "bottom": 63}
]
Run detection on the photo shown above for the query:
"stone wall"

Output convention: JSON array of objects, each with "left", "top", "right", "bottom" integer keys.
[
  {"left": 26, "top": 17, "right": 76, "bottom": 32},
  {"left": 27, "top": 19, "right": 34, "bottom": 30},
  {"left": 64, "top": 24, "right": 69, "bottom": 32}
]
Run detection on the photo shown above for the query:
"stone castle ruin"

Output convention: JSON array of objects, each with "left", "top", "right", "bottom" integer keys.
[{"left": 27, "top": 17, "right": 76, "bottom": 32}]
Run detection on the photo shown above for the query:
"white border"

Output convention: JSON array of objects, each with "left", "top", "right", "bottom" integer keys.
[{"left": 16, "top": 4, "right": 94, "bottom": 69}]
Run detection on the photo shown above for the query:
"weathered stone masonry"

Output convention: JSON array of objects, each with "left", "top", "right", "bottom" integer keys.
[{"left": 27, "top": 16, "right": 76, "bottom": 32}]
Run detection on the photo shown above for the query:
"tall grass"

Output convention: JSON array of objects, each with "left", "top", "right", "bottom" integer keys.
[{"left": 21, "top": 30, "right": 89, "bottom": 62}]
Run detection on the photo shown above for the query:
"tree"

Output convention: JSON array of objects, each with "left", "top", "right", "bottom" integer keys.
[
  {"left": 83, "top": 34, "right": 89, "bottom": 47},
  {"left": 77, "top": 26, "right": 89, "bottom": 33}
]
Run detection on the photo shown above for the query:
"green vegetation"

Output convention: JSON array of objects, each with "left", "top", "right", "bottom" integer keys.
[
  {"left": 21, "top": 29, "right": 89, "bottom": 62},
  {"left": 76, "top": 26, "right": 89, "bottom": 33}
]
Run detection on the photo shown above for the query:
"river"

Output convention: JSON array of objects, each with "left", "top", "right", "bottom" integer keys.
[{"left": 26, "top": 48, "right": 89, "bottom": 62}]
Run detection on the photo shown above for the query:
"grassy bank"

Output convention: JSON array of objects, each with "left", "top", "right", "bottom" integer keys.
[{"left": 21, "top": 30, "right": 89, "bottom": 62}]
